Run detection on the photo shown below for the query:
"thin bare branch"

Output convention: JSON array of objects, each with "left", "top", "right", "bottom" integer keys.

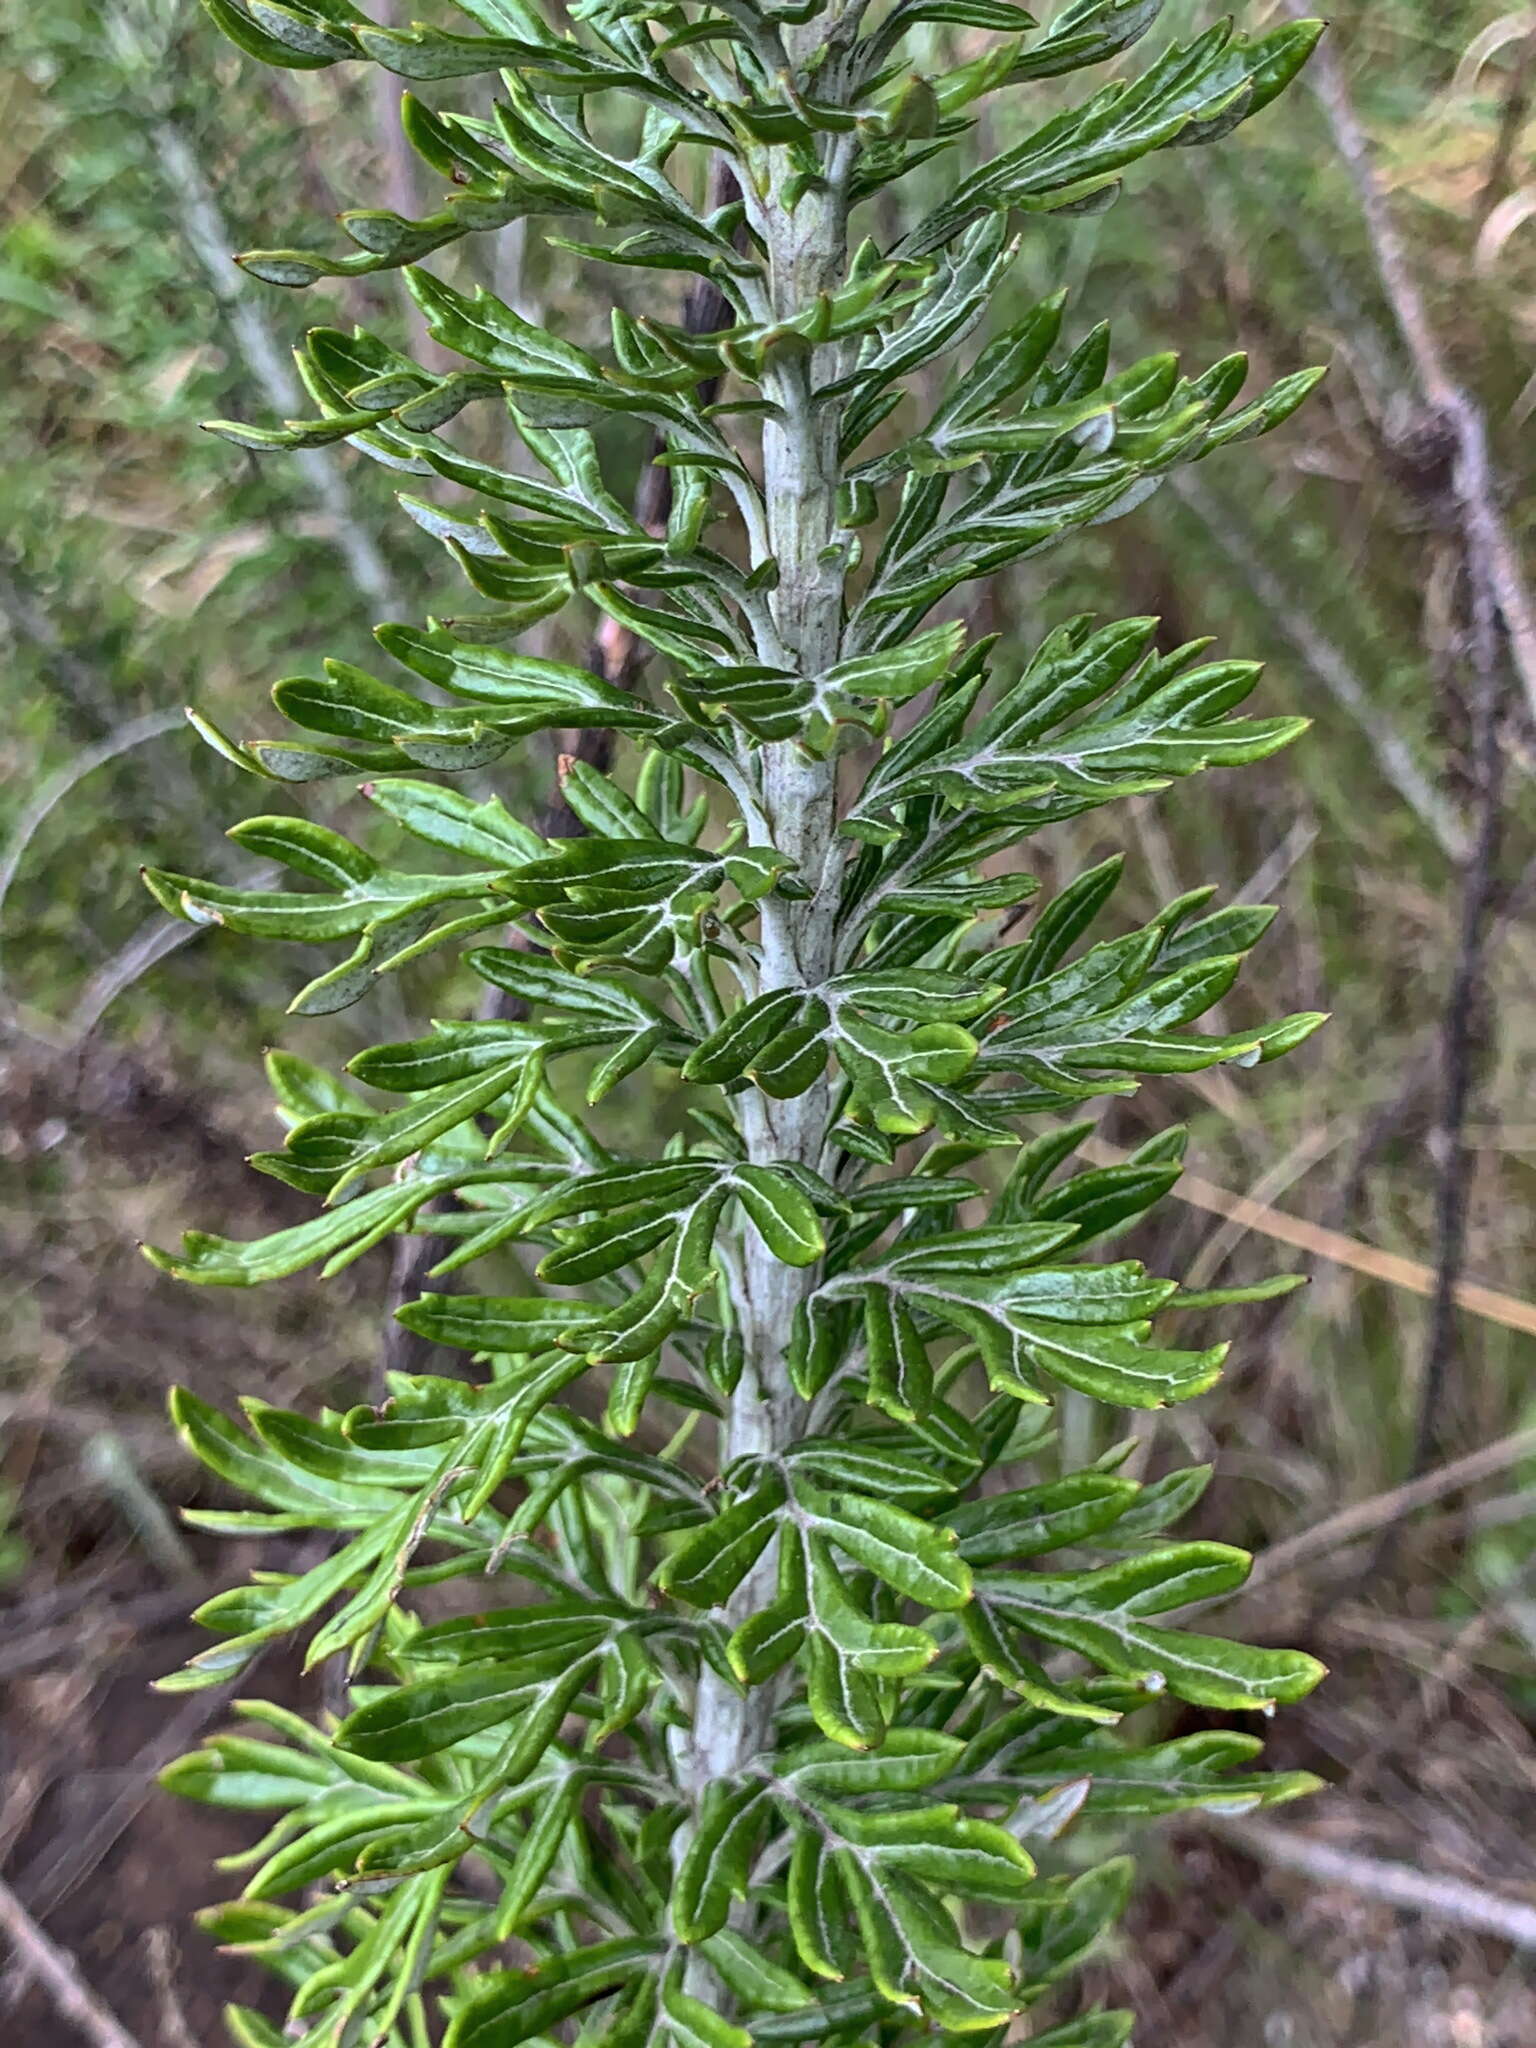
[
  {"left": 0, "top": 710, "right": 185, "bottom": 1040},
  {"left": 1473, "top": 19, "right": 1536, "bottom": 232},
  {"left": 67, "top": 916, "right": 204, "bottom": 1042},
  {"left": 0, "top": 1876, "right": 147, "bottom": 2048},
  {"left": 19, "top": 1682, "right": 249, "bottom": 1924},
  {"left": 1209, "top": 1816, "right": 1536, "bottom": 1948},
  {"left": 1276, "top": 8, "right": 1524, "bottom": 1498},
  {"left": 0, "top": 564, "right": 122, "bottom": 731},
  {"left": 1243, "top": 1423, "right": 1536, "bottom": 1591},
  {"left": 1279, "top": 0, "right": 1536, "bottom": 727}
]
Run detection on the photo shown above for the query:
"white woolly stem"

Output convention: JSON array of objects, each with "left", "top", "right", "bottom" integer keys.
[{"left": 680, "top": 125, "right": 851, "bottom": 1993}]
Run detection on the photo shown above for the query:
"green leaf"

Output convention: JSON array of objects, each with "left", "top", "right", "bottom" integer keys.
[
  {"left": 835, "top": 1013, "right": 978, "bottom": 1135},
  {"left": 394, "top": 1293, "right": 597, "bottom": 1354},
  {"left": 1013, "top": 1858, "right": 1134, "bottom": 1985},
  {"left": 821, "top": 621, "right": 967, "bottom": 703},
  {"left": 1021, "top": 2015, "right": 1135, "bottom": 2048},
  {"left": 683, "top": 989, "right": 805, "bottom": 1084},
  {"left": 145, "top": 1180, "right": 425, "bottom": 1287},
  {"left": 863, "top": 1281, "right": 933, "bottom": 1422},
  {"left": 793, "top": 1531, "right": 940, "bottom": 1748},
  {"left": 841, "top": 1859, "right": 1018, "bottom": 2028},
  {"left": 909, "top": 20, "right": 1323, "bottom": 255},
  {"left": 979, "top": 1549, "right": 1328, "bottom": 1709},
  {"left": 699, "top": 1930, "right": 812, "bottom": 2014},
  {"left": 659, "top": 1472, "right": 787, "bottom": 1607},
  {"left": 446, "top": 1939, "right": 666, "bottom": 2048},
  {"left": 819, "top": 1798, "right": 1035, "bottom": 1902},
  {"left": 378, "top": 623, "right": 665, "bottom": 733},
  {"left": 944, "top": 1473, "right": 1140, "bottom": 1564},
  {"left": 733, "top": 1165, "right": 826, "bottom": 1267},
  {"left": 364, "top": 778, "right": 541, "bottom": 866},
  {"left": 661, "top": 1970, "right": 752, "bottom": 2048},
  {"left": 336, "top": 1650, "right": 594, "bottom": 1764},
  {"left": 201, "top": 0, "right": 339, "bottom": 68},
  {"left": 779, "top": 1730, "right": 962, "bottom": 1798},
  {"left": 964, "top": 1728, "right": 1324, "bottom": 1817},
  {"left": 1006, "top": 1320, "right": 1225, "bottom": 1408},
  {"left": 828, "top": 969, "right": 1004, "bottom": 1023},
  {"left": 785, "top": 1833, "right": 852, "bottom": 1984},
  {"left": 797, "top": 1484, "right": 971, "bottom": 1610},
  {"left": 673, "top": 1782, "right": 772, "bottom": 1942}
]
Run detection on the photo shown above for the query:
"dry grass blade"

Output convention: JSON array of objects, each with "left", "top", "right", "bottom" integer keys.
[
  {"left": 19, "top": 1679, "right": 251, "bottom": 1923},
  {"left": 1082, "top": 1137, "right": 1536, "bottom": 1338},
  {"left": 1170, "top": 472, "right": 1472, "bottom": 856},
  {"left": 0, "top": 711, "right": 186, "bottom": 1039}
]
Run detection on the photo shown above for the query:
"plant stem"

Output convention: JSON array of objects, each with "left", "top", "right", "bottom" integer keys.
[{"left": 680, "top": 136, "right": 850, "bottom": 1975}]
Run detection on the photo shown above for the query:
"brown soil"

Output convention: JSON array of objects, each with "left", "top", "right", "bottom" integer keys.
[{"left": 2, "top": 1562, "right": 300, "bottom": 2044}]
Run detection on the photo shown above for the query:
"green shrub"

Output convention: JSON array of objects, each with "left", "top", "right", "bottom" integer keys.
[{"left": 150, "top": 3, "right": 1329, "bottom": 2041}]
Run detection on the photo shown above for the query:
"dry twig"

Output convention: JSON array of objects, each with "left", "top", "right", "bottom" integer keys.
[
  {"left": 1210, "top": 1816, "right": 1536, "bottom": 1948},
  {"left": 0, "top": 711, "right": 185, "bottom": 1041},
  {"left": 1412, "top": 572, "right": 1507, "bottom": 1474},
  {"left": 1277, "top": 3, "right": 1522, "bottom": 1483},
  {"left": 1244, "top": 1423, "right": 1536, "bottom": 1591},
  {"left": 0, "top": 1875, "right": 146, "bottom": 2048},
  {"left": 142, "top": 1927, "right": 199, "bottom": 2048}
]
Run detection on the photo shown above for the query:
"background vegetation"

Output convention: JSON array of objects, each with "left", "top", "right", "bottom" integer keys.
[{"left": 1, "top": 1, "right": 1532, "bottom": 2041}]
